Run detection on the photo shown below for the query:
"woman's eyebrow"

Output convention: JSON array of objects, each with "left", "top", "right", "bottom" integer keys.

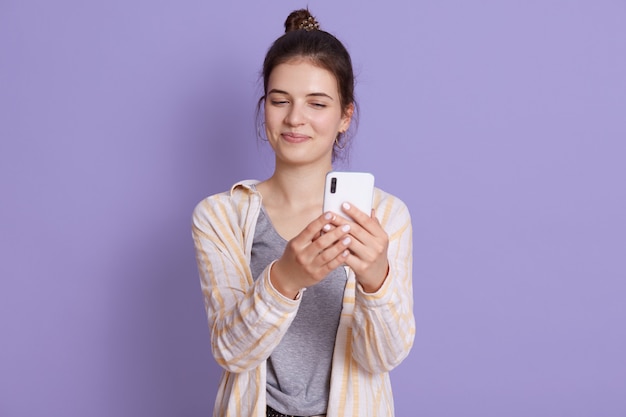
[
  {"left": 307, "top": 92, "right": 334, "bottom": 100},
  {"left": 267, "top": 89, "right": 289, "bottom": 95}
]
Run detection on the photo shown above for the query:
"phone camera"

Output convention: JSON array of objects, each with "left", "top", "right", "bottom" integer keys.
[{"left": 330, "top": 177, "right": 337, "bottom": 193}]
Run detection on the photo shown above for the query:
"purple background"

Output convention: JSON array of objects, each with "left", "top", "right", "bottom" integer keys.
[{"left": 1, "top": 1, "right": 625, "bottom": 416}]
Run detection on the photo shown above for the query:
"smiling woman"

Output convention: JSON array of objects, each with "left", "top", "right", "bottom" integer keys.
[{"left": 191, "top": 8, "right": 415, "bottom": 417}]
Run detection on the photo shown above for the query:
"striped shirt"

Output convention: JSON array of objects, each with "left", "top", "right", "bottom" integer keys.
[{"left": 191, "top": 180, "right": 415, "bottom": 417}]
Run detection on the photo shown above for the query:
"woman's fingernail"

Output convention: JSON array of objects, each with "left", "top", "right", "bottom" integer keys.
[
  {"left": 341, "top": 224, "right": 350, "bottom": 232},
  {"left": 342, "top": 237, "right": 351, "bottom": 245},
  {"left": 324, "top": 212, "right": 333, "bottom": 220},
  {"left": 323, "top": 224, "right": 331, "bottom": 232},
  {"left": 342, "top": 202, "right": 351, "bottom": 210}
]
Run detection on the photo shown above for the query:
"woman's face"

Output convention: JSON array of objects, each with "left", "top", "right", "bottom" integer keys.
[{"left": 264, "top": 60, "right": 352, "bottom": 167}]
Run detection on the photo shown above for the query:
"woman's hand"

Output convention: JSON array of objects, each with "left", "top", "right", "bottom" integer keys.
[
  {"left": 333, "top": 202, "right": 390, "bottom": 293},
  {"left": 271, "top": 212, "right": 353, "bottom": 299}
]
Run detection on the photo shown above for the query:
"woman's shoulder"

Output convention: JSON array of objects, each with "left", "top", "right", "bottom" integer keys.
[
  {"left": 192, "top": 179, "right": 262, "bottom": 221},
  {"left": 373, "top": 187, "right": 409, "bottom": 211},
  {"left": 373, "top": 187, "right": 412, "bottom": 226}
]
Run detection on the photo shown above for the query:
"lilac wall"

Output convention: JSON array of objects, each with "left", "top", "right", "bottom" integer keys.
[{"left": 1, "top": 1, "right": 625, "bottom": 416}]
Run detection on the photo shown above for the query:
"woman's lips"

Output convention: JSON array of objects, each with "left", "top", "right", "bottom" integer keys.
[{"left": 281, "top": 132, "right": 310, "bottom": 143}]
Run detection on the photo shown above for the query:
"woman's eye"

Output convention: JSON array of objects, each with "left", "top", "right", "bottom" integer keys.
[
  {"left": 311, "top": 103, "right": 327, "bottom": 108},
  {"left": 270, "top": 99, "right": 288, "bottom": 106}
]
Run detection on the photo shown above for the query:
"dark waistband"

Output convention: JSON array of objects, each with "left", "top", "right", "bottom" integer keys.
[{"left": 267, "top": 405, "right": 326, "bottom": 417}]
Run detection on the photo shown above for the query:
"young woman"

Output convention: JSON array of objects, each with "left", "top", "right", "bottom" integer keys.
[{"left": 192, "top": 9, "right": 415, "bottom": 417}]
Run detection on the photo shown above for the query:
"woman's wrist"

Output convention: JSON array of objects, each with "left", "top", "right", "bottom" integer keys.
[
  {"left": 358, "top": 263, "right": 389, "bottom": 293},
  {"left": 269, "top": 260, "right": 301, "bottom": 300}
]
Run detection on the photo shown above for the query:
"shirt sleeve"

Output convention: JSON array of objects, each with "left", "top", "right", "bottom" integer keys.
[
  {"left": 191, "top": 195, "right": 301, "bottom": 373},
  {"left": 350, "top": 192, "right": 416, "bottom": 373}
]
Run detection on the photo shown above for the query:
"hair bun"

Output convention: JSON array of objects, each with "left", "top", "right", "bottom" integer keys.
[{"left": 284, "top": 9, "right": 320, "bottom": 33}]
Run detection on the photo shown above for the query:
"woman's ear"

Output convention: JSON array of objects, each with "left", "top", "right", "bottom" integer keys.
[{"left": 340, "top": 103, "right": 354, "bottom": 132}]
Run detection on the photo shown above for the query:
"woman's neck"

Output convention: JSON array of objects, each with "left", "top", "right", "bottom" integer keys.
[{"left": 261, "top": 161, "right": 332, "bottom": 210}]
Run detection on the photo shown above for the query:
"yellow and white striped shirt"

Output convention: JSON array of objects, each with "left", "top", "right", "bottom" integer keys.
[{"left": 192, "top": 180, "right": 415, "bottom": 417}]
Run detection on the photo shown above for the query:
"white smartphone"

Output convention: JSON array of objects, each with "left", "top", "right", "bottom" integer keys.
[{"left": 323, "top": 171, "right": 375, "bottom": 221}]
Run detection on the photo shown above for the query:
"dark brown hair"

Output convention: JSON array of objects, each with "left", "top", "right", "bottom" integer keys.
[{"left": 258, "top": 9, "right": 358, "bottom": 161}]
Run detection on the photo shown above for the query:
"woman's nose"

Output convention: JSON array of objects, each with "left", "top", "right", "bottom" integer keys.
[{"left": 285, "top": 103, "right": 305, "bottom": 126}]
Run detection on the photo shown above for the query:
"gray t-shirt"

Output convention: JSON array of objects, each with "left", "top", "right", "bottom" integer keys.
[{"left": 250, "top": 207, "right": 347, "bottom": 416}]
